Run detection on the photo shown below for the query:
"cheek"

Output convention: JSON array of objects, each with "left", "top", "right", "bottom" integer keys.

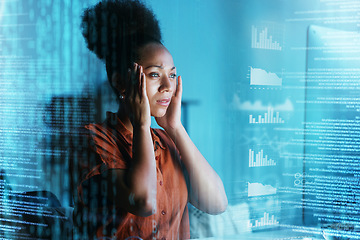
[
  {"left": 171, "top": 80, "right": 177, "bottom": 94},
  {"left": 145, "top": 80, "right": 157, "bottom": 99}
]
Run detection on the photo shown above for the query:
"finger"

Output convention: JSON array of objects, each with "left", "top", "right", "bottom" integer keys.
[
  {"left": 130, "top": 63, "right": 138, "bottom": 102},
  {"left": 141, "top": 72, "right": 147, "bottom": 99},
  {"left": 131, "top": 63, "right": 137, "bottom": 88},
  {"left": 126, "top": 63, "right": 137, "bottom": 101},
  {"left": 133, "top": 62, "right": 138, "bottom": 82},
  {"left": 139, "top": 65, "right": 143, "bottom": 98},
  {"left": 139, "top": 72, "right": 142, "bottom": 99},
  {"left": 134, "top": 64, "right": 141, "bottom": 102},
  {"left": 125, "top": 67, "right": 131, "bottom": 94},
  {"left": 175, "top": 75, "right": 183, "bottom": 98}
]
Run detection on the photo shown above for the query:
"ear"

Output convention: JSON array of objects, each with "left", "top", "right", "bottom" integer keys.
[{"left": 111, "top": 72, "right": 126, "bottom": 95}]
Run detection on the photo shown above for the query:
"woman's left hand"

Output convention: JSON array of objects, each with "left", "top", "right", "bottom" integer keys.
[{"left": 155, "top": 76, "right": 183, "bottom": 133}]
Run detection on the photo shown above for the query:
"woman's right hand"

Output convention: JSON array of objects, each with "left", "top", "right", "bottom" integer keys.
[{"left": 125, "top": 63, "right": 151, "bottom": 128}]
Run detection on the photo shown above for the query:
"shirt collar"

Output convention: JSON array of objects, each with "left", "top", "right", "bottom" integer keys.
[{"left": 151, "top": 128, "right": 166, "bottom": 150}]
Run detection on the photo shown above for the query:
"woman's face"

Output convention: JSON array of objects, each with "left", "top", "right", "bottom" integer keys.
[{"left": 137, "top": 42, "right": 177, "bottom": 117}]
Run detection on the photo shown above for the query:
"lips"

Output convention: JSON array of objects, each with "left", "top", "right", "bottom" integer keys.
[{"left": 156, "top": 98, "right": 171, "bottom": 106}]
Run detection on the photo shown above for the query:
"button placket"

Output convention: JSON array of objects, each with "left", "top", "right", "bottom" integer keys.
[
  {"left": 158, "top": 172, "right": 163, "bottom": 187},
  {"left": 156, "top": 153, "right": 163, "bottom": 187},
  {"left": 154, "top": 141, "right": 161, "bottom": 161}
]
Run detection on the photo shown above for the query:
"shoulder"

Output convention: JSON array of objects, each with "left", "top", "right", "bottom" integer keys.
[
  {"left": 76, "top": 122, "right": 129, "bottom": 174},
  {"left": 85, "top": 121, "right": 112, "bottom": 138},
  {"left": 71, "top": 123, "right": 116, "bottom": 155},
  {"left": 84, "top": 113, "right": 131, "bottom": 148},
  {"left": 84, "top": 122, "right": 129, "bottom": 158},
  {"left": 74, "top": 123, "right": 119, "bottom": 158}
]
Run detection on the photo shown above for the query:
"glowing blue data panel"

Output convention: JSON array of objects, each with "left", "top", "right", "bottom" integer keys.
[
  {"left": 302, "top": 25, "right": 360, "bottom": 235},
  {"left": 0, "top": 0, "right": 102, "bottom": 238},
  {"left": 224, "top": 0, "right": 360, "bottom": 239},
  {"left": 1, "top": 0, "right": 360, "bottom": 239}
]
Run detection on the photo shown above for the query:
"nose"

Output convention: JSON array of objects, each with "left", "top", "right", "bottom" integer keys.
[{"left": 159, "top": 75, "right": 173, "bottom": 93}]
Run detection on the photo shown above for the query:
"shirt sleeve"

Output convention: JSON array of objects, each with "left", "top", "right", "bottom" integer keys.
[
  {"left": 72, "top": 124, "right": 129, "bottom": 207},
  {"left": 83, "top": 124, "right": 128, "bottom": 180}
]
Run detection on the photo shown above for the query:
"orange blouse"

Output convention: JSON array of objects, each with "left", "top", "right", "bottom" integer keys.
[{"left": 74, "top": 112, "right": 190, "bottom": 240}]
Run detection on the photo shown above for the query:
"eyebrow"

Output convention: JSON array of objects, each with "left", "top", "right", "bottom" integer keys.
[{"left": 145, "top": 65, "right": 176, "bottom": 70}]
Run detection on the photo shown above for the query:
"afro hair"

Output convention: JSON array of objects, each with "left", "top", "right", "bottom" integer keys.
[{"left": 81, "top": 0, "right": 162, "bottom": 83}]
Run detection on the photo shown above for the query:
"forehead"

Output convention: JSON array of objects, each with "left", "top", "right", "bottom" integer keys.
[{"left": 138, "top": 43, "right": 174, "bottom": 67}]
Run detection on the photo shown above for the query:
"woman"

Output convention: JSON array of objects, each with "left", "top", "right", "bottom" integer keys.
[{"left": 73, "top": 0, "right": 227, "bottom": 239}]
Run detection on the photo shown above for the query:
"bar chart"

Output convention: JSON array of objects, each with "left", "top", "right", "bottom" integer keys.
[
  {"left": 249, "top": 149, "right": 276, "bottom": 167},
  {"left": 249, "top": 107, "right": 284, "bottom": 124},
  {"left": 251, "top": 25, "right": 282, "bottom": 50},
  {"left": 248, "top": 212, "right": 279, "bottom": 229},
  {"left": 250, "top": 67, "right": 282, "bottom": 86}
]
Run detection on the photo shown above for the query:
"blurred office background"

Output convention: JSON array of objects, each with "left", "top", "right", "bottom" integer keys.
[{"left": 1, "top": 0, "right": 360, "bottom": 239}]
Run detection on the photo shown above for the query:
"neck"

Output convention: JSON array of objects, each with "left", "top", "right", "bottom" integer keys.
[{"left": 116, "top": 104, "right": 133, "bottom": 133}]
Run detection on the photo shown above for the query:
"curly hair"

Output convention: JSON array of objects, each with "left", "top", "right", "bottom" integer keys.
[{"left": 81, "top": 0, "right": 162, "bottom": 97}]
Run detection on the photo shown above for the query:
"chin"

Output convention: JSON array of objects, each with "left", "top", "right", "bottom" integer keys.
[{"left": 151, "top": 108, "right": 167, "bottom": 118}]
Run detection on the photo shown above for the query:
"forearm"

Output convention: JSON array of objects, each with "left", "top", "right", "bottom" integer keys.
[
  {"left": 167, "top": 125, "right": 228, "bottom": 214},
  {"left": 126, "top": 125, "right": 157, "bottom": 214}
]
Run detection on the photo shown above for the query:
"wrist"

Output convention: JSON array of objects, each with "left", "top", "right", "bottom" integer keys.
[
  {"left": 165, "top": 124, "right": 185, "bottom": 140},
  {"left": 133, "top": 122, "right": 151, "bottom": 132},
  {"left": 131, "top": 115, "right": 151, "bottom": 129}
]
